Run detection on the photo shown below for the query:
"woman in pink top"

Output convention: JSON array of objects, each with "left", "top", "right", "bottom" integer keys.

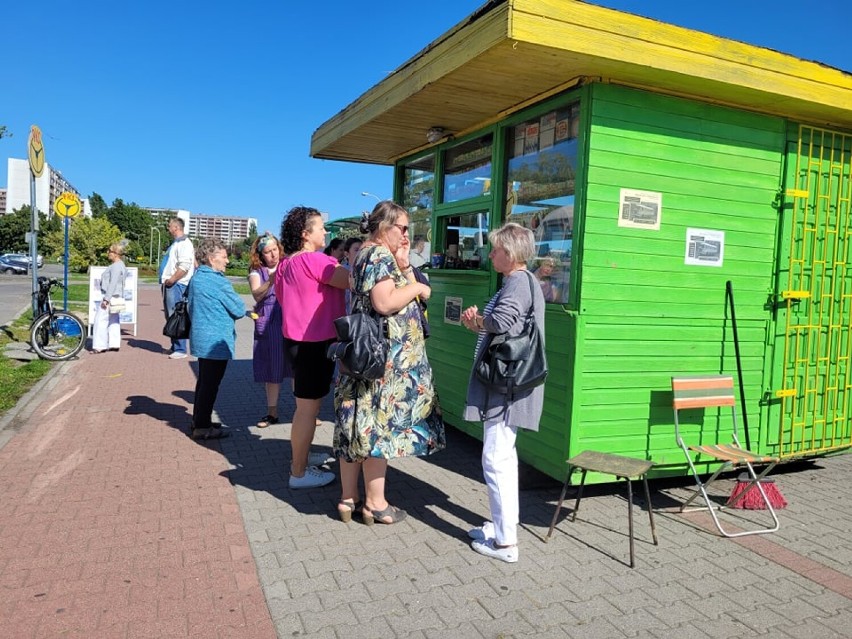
[{"left": 275, "top": 206, "right": 350, "bottom": 490}]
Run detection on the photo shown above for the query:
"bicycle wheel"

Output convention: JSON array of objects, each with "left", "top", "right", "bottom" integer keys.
[{"left": 30, "top": 311, "right": 85, "bottom": 361}]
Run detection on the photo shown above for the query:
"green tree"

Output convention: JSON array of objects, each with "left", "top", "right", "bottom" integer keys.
[
  {"left": 0, "top": 205, "right": 52, "bottom": 253},
  {"left": 0, "top": 125, "right": 11, "bottom": 140},
  {"left": 106, "top": 198, "right": 154, "bottom": 244},
  {"left": 42, "top": 216, "right": 122, "bottom": 272},
  {"left": 88, "top": 192, "right": 108, "bottom": 218},
  {"left": 0, "top": 207, "right": 31, "bottom": 252}
]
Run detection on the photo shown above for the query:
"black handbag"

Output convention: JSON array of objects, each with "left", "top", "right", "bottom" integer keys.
[
  {"left": 163, "top": 291, "right": 190, "bottom": 340},
  {"left": 326, "top": 312, "right": 389, "bottom": 381},
  {"left": 474, "top": 270, "right": 547, "bottom": 400}
]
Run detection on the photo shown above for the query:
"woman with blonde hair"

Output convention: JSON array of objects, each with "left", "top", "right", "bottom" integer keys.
[
  {"left": 461, "top": 223, "right": 545, "bottom": 562},
  {"left": 248, "top": 233, "right": 291, "bottom": 428},
  {"left": 333, "top": 200, "right": 445, "bottom": 524},
  {"left": 91, "top": 243, "right": 127, "bottom": 353}
]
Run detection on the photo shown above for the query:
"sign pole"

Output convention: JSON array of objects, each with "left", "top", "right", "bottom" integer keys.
[
  {"left": 27, "top": 125, "right": 46, "bottom": 317},
  {"left": 53, "top": 191, "right": 82, "bottom": 311},
  {"left": 29, "top": 174, "right": 39, "bottom": 316},
  {"left": 63, "top": 217, "right": 70, "bottom": 310}
]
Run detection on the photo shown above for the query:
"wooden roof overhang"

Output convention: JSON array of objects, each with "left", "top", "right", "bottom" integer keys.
[{"left": 310, "top": 0, "right": 852, "bottom": 166}]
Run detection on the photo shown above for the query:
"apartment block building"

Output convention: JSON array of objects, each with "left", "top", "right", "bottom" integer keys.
[
  {"left": 4, "top": 158, "right": 81, "bottom": 216},
  {"left": 187, "top": 214, "right": 257, "bottom": 242}
]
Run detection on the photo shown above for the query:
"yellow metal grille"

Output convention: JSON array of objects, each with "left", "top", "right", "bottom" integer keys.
[{"left": 779, "top": 125, "right": 852, "bottom": 456}]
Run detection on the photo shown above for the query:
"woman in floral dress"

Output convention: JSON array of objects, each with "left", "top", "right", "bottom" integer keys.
[{"left": 333, "top": 200, "right": 445, "bottom": 525}]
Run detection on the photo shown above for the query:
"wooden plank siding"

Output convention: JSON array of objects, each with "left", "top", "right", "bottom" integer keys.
[
  {"left": 426, "top": 269, "right": 576, "bottom": 480},
  {"left": 573, "top": 83, "right": 786, "bottom": 476}
]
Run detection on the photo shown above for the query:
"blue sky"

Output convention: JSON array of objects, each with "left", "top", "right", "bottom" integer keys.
[{"left": 2, "top": 1, "right": 850, "bottom": 235}]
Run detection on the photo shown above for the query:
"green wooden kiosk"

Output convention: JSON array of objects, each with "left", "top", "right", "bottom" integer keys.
[{"left": 311, "top": 0, "right": 852, "bottom": 481}]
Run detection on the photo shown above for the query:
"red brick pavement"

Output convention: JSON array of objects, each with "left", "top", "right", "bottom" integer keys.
[{"left": 0, "top": 285, "right": 276, "bottom": 639}]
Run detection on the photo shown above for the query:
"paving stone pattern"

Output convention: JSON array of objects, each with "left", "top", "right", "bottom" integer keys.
[{"left": 1, "top": 284, "right": 852, "bottom": 638}]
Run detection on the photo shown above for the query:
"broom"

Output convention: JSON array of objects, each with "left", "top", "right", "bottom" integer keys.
[
  {"left": 728, "top": 472, "right": 788, "bottom": 510},
  {"left": 725, "top": 281, "right": 788, "bottom": 510}
]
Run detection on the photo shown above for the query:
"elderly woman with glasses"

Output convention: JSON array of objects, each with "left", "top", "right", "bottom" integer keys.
[
  {"left": 91, "top": 243, "right": 127, "bottom": 353},
  {"left": 333, "top": 200, "right": 445, "bottom": 525},
  {"left": 188, "top": 238, "right": 248, "bottom": 440}
]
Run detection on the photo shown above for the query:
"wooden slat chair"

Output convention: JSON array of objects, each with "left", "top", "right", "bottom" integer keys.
[{"left": 671, "top": 375, "right": 780, "bottom": 537}]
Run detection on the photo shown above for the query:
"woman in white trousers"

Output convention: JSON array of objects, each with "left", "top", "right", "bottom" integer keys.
[
  {"left": 461, "top": 223, "right": 546, "bottom": 563},
  {"left": 92, "top": 243, "right": 127, "bottom": 353}
]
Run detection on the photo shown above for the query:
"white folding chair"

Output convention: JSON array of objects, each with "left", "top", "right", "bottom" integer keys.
[{"left": 672, "top": 375, "right": 780, "bottom": 537}]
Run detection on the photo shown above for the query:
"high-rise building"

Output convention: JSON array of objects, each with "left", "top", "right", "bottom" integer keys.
[
  {"left": 187, "top": 214, "right": 257, "bottom": 243},
  {"left": 4, "top": 158, "right": 82, "bottom": 217},
  {"left": 143, "top": 207, "right": 191, "bottom": 228}
]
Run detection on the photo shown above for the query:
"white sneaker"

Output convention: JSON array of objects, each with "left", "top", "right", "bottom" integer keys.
[
  {"left": 468, "top": 521, "right": 496, "bottom": 541},
  {"left": 289, "top": 466, "right": 335, "bottom": 489},
  {"left": 308, "top": 451, "right": 334, "bottom": 466},
  {"left": 169, "top": 352, "right": 188, "bottom": 359},
  {"left": 471, "top": 539, "right": 518, "bottom": 563}
]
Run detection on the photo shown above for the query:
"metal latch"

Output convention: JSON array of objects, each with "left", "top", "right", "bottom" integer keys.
[{"left": 779, "top": 290, "right": 811, "bottom": 302}]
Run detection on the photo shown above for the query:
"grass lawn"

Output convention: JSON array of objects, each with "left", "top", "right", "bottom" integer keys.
[{"left": 0, "top": 316, "right": 53, "bottom": 414}]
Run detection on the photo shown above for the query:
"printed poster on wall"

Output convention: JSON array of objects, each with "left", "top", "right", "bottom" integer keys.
[
  {"left": 444, "top": 296, "right": 462, "bottom": 326},
  {"left": 684, "top": 228, "right": 725, "bottom": 267},
  {"left": 88, "top": 266, "right": 139, "bottom": 335},
  {"left": 618, "top": 188, "right": 662, "bottom": 230}
]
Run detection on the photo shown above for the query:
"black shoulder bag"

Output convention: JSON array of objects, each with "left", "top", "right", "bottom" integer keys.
[
  {"left": 326, "top": 312, "right": 389, "bottom": 381},
  {"left": 474, "top": 270, "right": 547, "bottom": 400},
  {"left": 163, "top": 287, "right": 190, "bottom": 340}
]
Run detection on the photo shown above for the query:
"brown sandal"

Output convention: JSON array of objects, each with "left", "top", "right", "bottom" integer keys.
[{"left": 337, "top": 500, "right": 364, "bottom": 523}]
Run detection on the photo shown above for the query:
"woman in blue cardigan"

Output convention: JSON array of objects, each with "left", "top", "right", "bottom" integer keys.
[{"left": 188, "top": 238, "right": 248, "bottom": 440}]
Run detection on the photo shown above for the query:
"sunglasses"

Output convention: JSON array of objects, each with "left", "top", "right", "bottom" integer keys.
[{"left": 393, "top": 224, "right": 409, "bottom": 235}]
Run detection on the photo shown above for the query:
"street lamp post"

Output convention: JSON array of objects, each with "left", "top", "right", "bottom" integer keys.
[
  {"left": 149, "top": 226, "right": 162, "bottom": 268},
  {"left": 361, "top": 192, "right": 383, "bottom": 203}
]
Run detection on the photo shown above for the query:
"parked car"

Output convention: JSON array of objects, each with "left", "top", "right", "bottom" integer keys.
[
  {"left": 0, "top": 255, "right": 28, "bottom": 275},
  {"left": 4, "top": 252, "right": 43, "bottom": 267}
]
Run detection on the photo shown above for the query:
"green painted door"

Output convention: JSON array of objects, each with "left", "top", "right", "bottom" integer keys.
[{"left": 771, "top": 125, "right": 852, "bottom": 457}]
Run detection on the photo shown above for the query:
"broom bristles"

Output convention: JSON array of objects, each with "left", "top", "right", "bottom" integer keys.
[{"left": 728, "top": 476, "right": 788, "bottom": 510}]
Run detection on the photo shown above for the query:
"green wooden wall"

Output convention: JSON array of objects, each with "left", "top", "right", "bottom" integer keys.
[{"left": 575, "top": 83, "right": 786, "bottom": 475}]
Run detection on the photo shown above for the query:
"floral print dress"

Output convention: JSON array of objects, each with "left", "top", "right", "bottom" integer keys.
[{"left": 333, "top": 245, "right": 445, "bottom": 462}]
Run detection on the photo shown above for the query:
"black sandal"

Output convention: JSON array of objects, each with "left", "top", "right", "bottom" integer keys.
[
  {"left": 257, "top": 414, "right": 278, "bottom": 428},
  {"left": 363, "top": 504, "right": 407, "bottom": 526}
]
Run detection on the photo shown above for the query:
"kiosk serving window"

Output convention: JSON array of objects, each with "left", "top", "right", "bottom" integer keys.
[
  {"left": 434, "top": 211, "right": 489, "bottom": 270},
  {"left": 505, "top": 102, "right": 579, "bottom": 303},
  {"left": 443, "top": 134, "right": 493, "bottom": 203},
  {"left": 402, "top": 154, "right": 435, "bottom": 268}
]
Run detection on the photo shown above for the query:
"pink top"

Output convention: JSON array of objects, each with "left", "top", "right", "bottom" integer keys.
[{"left": 275, "top": 252, "right": 346, "bottom": 342}]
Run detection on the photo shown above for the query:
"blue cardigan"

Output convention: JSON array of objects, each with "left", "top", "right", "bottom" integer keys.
[{"left": 188, "top": 265, "right": 246, "bottom": 360}]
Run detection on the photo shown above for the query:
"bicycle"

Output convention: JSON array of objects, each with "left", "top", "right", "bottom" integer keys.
[{"left": 29, "top": 276, "right": 86, "bottom": 361}]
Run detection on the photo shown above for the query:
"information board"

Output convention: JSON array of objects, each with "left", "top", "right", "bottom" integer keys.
[{"left": 87, "top": 266, "right": 139, "bottom": 336}]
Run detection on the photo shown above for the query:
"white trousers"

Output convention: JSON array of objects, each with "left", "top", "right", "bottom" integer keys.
[
  {"left": 482, "top": 417, "right": 519, "bottom": 545},
  {"left": 92, "top": 305, "right": 121, "bottom": 351}
]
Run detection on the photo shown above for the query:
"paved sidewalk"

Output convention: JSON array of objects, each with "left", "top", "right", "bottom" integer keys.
[{"left": 2, "top": 283, "right": 852, "bottom": 638}]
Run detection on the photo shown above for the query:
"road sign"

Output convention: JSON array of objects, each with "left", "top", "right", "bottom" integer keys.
[
  {"left": 28, "top": 125, "right": 45, "bottom": 178},
  {"left": 54, "top": 191, "right": 81, "bottom": 218}
]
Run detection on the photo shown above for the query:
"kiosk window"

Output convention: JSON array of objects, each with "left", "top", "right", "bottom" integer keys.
[
  {"left": 505, "top": 103, "right": 579, "bottom": 303},
  {"left": 402, "top": 154, "right": 435, "bottom": 268},
  {"left": 443, "top": 134, "right": 493, "bottom": 203},
  {"left": 433, "top": 211, "right": 489, "bottom": 270}
]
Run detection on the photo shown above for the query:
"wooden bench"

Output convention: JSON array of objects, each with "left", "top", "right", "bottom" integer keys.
[{"left": 545, "top": 450, "right": 658, "bottom": 568}]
